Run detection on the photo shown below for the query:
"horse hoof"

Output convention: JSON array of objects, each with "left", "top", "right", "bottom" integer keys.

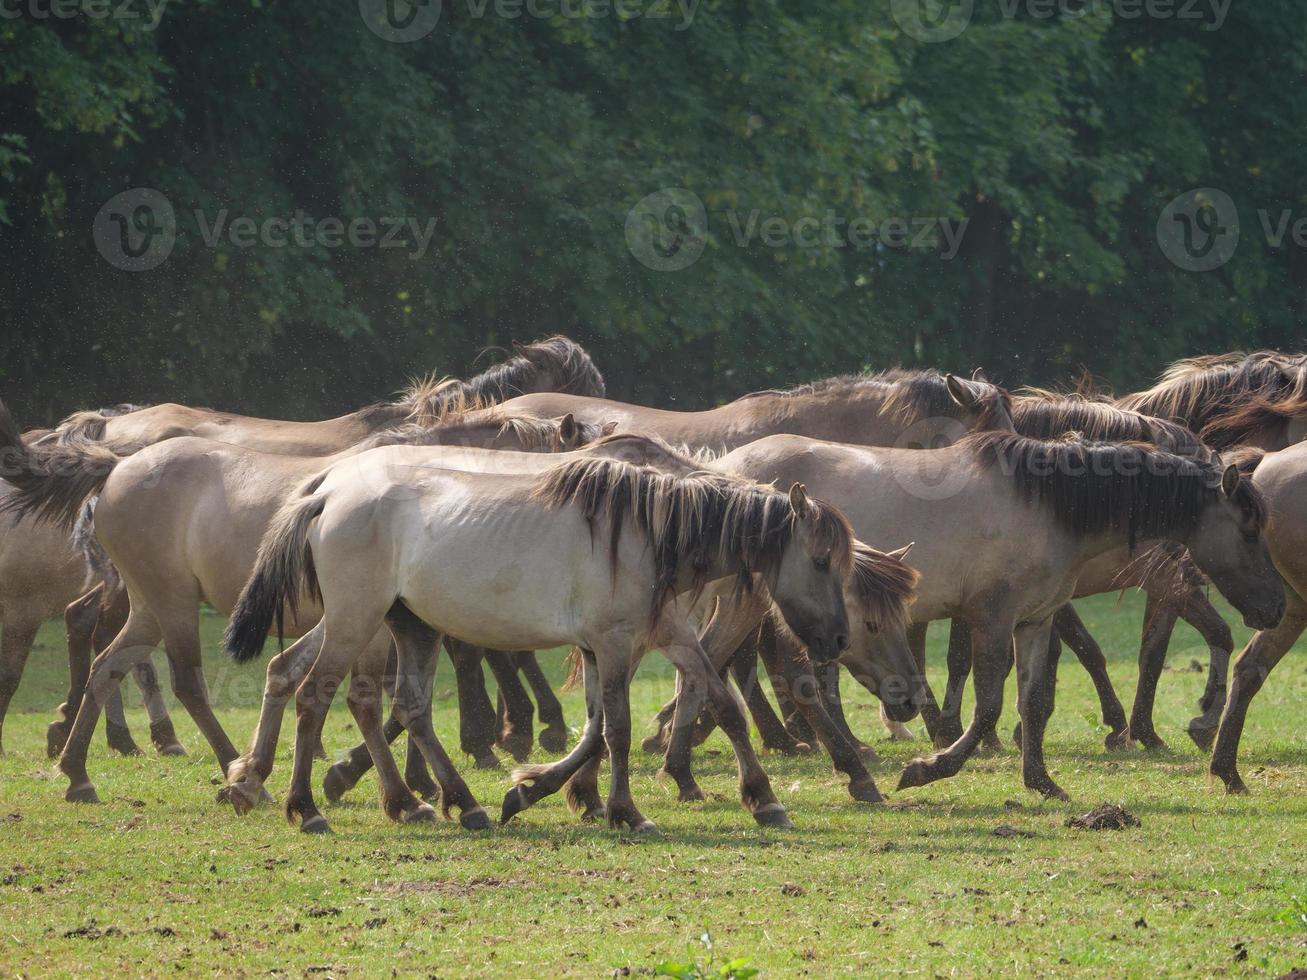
[
  {"left": 579, "top": 805, "right": 605, "bottom": 823},
  {"left": 897, "top": 759, "right": 934, "bottom": 791},
  {"left": 400, "top": 803, "right": 438, "bottom": 825},
  {"left": 322, "top": 765, "right": 354, "bottom": 803},
  {"left": 474, "top": 752, "right": 501, "bottom": 771},
  {"left": 677, "top": 785, "right": 706, "bottom": 803},
  {"left": 498, "top": 734, "right": 533, "bottom": 764},
  {"left": 311, "top": 742, "right": 328, "bottom": 762},
  {"left": 1104, "top": 729, "right": 1133, "bottom": 752},
  {"left": 65, "top": 782, "right": 101, "bottom": 805},
  {"left": 106, "top": 727, "right": 143, "bottom": 757},
  {"left": 1028, "top": 778, "right": 1069, "bottom": 802},
  {"left": 459, "top": 807, "right": 491, "bottom": 831},
  {"left": 158, "top": 742, "right": 187, "bottom": 757},
  {"left": 848, "top": 777, "right": 883, "bottom": 804},
  {"left": 300, "top": 815, "right": 333, "bottom": 834},
  {"left": 46, "top": 723, "right": 69, "bottom": 759},
  {"left": 1187, "top": 721, "right": 1217, "bottom": 753},
  {"left": 639, "top": 733, "right": 667, "bottom": 755},
  {"left": 539, "top": 728, "right": 569, "bottom": 754},
  {"left": 624, "top": 818, "right": 658, "bottom": 834},
  {"left": 855, "top": 743, "right": 881, "bottom": 764},
  {"left": 499, "top": 786, "right": 528, "bottom": 825},
  {"left": 753, "top": 803, "right": 794, "bottom": 829}
]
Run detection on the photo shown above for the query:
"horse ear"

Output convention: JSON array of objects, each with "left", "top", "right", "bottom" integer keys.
[
  {"left": 1221, "top": 463, "right": 1241, "bottom": 497},
  {"left": 601, "top": 420, "right": 619, "bottom": 435},
  {"left": 558, "top": 413, "right": 577, "bottom": 444},
  {"left": 945, "top": 374, "right": 977, "bottom": 409},
  {"left": 886, "top": 542, "right": 914, "bottom": 560},
  {"left": 971, "top": 367, "right": 990, "bottom": 384},
  {"left": 788, "top": 482, "right": 811, "bottom": 519},
  {"left": 1139, "top": 418, "right": 1158, "bottom": 446}
]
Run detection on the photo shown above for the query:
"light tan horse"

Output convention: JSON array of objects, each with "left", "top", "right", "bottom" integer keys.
[
  {"left": 42, "top": 335, "right": 606, "bottom": 455},
  {"left": 0, "top": 403, "right": 604, "bottom": 804},
  {"left": 659, "top": 431, "right": 1283, "bottom": 800},
  {"left": 492, "top": 368, "right": 1014, "bottom": 451},
  {"left": 224, "top": 456, "right": 860, "bottom": 832},
  {"left": 1209, "top": 442, "right": 1307, "bottom": 793}
]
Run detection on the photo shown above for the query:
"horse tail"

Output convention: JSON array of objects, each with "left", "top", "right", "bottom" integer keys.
[
  {"left": 561, "top": 646, "right": 584, "bottom": 691},
  {"left": 0, "top": 399, "right": 122, "bottom": 529},
  {"left": 224, "top": 479, "right": 327, "bottom": 664}
]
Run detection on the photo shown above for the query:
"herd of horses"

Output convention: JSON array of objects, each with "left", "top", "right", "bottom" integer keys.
[{"left": 0, "top": 336, "right": 1305, "bottom": 834}]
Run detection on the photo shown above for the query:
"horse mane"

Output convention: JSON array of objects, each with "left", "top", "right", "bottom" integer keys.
[
  {"left": 1199, "top": 394, "right": 1307, "bottom": 450},
  {"left": 849, "top": 543, "right": 918, "bottom": 631},
  {"left": 581, "top": 432, "right": 717, "bottom": 468},
  {"left": 964, "top": 431, "right": 1267, "bottom": 552},
  {"left": 357, "top": 410, "right": 606, "bottom": 453},
  {"left": 48, "top": 403, "right": 152, "bottom": 445},
  {"left": 1012, "top": 390, "right": 1209, "bottom": 458},
  {"left": 398, "top": 335, "right": 605, "bottom": 423},
  {"left": 532, "top": 456, "right": 854, "bottom": 622},
  {"left": 1119, "top": 350, "right": 1307, "bottom": 442},
  {"left": 741, "top": 368, "right": 1012, "bottom": 428}
]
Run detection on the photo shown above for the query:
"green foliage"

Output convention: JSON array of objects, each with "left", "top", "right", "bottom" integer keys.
[
  {"left": 656, "top": 932, "right": 760, "bottom": 979},
  {"left": 1278, "top": 895, "right": 1307, "bottom": 932},
  {"left": 1, "top": 2, "right": 1306, "bottom": 420}
]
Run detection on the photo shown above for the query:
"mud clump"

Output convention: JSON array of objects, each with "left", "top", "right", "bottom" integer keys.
[{"left": 1066, "top": 803, "right": 1140, "bottom": 830}]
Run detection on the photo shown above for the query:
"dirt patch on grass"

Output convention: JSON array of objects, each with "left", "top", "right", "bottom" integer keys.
[
  {"left": 1066, "top": 803, "right": 1140, "bottom": 831},
  {"left": 376, "top": 876, "right": 519, "bottom": 897}
]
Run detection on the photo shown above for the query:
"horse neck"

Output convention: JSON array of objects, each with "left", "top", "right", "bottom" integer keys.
[{"left": 733, "top": 387, "right": 955, "bottom": 448}]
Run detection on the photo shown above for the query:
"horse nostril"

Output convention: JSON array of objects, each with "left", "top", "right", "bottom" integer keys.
[{"left": 834, "top": 632, "right": 849, "bottom": 651}]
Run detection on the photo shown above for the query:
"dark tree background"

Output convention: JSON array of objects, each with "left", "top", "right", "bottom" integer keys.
[{"left": 2, "top": 0, "right": 1305, "bottom": 423}]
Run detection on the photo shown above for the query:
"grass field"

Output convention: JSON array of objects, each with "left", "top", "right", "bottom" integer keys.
[{"left": 1, "top": 592, "right": 1305, "bottom": 977}]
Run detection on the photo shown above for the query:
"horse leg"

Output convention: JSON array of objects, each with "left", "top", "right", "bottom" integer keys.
[
  {"left": 58, "top": 608, "right": 162, "bottom": 804},
  {"left": 0, "top": 621, "right": 38, "bottom": 756},
  {"left": 899, "top": 619, "right": 1014, "bottom": 790},
  {"left": 909, "top": 622, "right": 944, "bottom": 746},
  {"left": 1050, "top": 603, "right": 1130, "bottom": 749},
  {"left": 49, "top": 588, "right": 102, "bottom": 758},
  {"left": 503, "top": 649, "right": 607, "bottom": 823},
  {"left": 663, "top": 636, "right": 791, "bottom": 829},
  {"left": 223, "top": 624, "right": 324, "bottom": 814},
  {"left": 757, "top": 621, "right": 880, "bottom": 803},
  {"left": 383, "top": 606, "right": 488, "bottom": 829},
  {"left": 516, "top": 651, "right": 568, "bottom": 753},
  {"left": 1013, "top": 616, "right": 1067, "bottom": 800},
  {"left": 443, "top": 638, "right": 500, "bottom": 769},
  {"left": 1127, "top": 593, "right": 1176, "bottom": 750},
  {"left": 1209, "top": 599, "right": 1307, "bottom": 794},
  {"left": 1180, "top": 589, "right": 1235, "bottom": 751},
  {"left": 936, "top": 619, "right": 970, "bottom": 747},
  {"left": 485, "top": 649, "right": 535, "bottom": 762},
  {"left": 593, "top": 640, "right": 654, "bottom": 832},
  {"left": 819, "top": 660, "right": 878, "bottom": 762},
  {"left": 157, "top": 607, "right": 239, "bottom": 779},
  {"left": 730, "top": 634, "right": 809, "bottom": 753}
]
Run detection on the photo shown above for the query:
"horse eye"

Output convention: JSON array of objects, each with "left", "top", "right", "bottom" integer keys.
[
  {"left": 864, "top": 621, "right": 879, "bottom": 634},
  {"left": 814, "top": 555, "right": 830, "bottom": 571}
]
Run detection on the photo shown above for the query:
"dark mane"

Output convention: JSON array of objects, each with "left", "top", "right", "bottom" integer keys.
[
  {"left": 1119, "top": 350, "right": 1307, "bottom": 445},
  {"left": 849, "top": 543, "right": 918, "bottom": 630},
  {"left": 1199, "top": 394, "right": 1307, "bottom": 450},
  {"left": 741, "top": 368, "right": 1012, "bottom": 428},
  {"left": 580, "top": 432, "right": 707, "bottom": 470},
  {"left": 356, "top": 410, "right": 606, "bottom": 453},
  {"left": 401, "top": 335, "right": 605, "bottom": 423},
  {"left": 965, "top": 431, "right": 1266, "bottom": 552},
  {"left": 1012, "top": 391, "right": 1209, "bottom": 458},
  {"left": 532, "top": 456, "right": 853, "bottom": 621}
]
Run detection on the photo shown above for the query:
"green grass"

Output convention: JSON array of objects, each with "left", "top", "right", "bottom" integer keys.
[{"left": 1, "top": 593, "right": 1305, "bottom": 977}]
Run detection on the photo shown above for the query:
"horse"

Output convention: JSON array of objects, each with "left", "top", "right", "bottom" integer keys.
[
  {"left": 490, "top": 367, "right": 1014, "bottom": 451},
  {"left": 651, "top": 430, "right": 1282, "bottom": 801},
  {"left": 1208, "top": 442, "right": 1307, "bottom": 793},
  {"left": 0, "top": 400, "right": 604, "bottom": 804},
  {"left": 41, "top": 335, "right": 606, "bottom": 455},
  {"left": 222, "top": 456, "right": 861, "bottom": 833}
]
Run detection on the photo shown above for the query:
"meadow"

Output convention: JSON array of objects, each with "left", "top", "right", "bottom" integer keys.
[{"left": 0, "top": 592, "right": 1304, "bottom": 977}]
